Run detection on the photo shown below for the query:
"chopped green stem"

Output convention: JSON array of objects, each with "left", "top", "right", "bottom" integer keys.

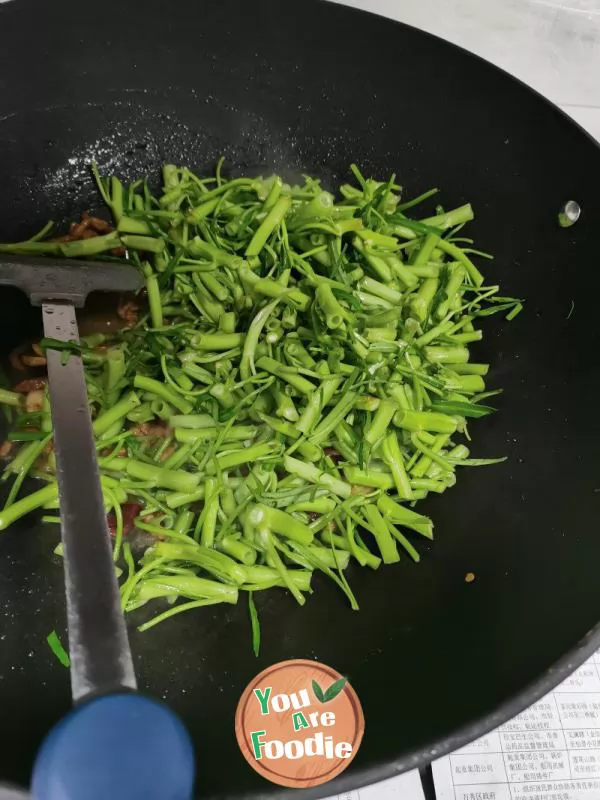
[
  {"left": 0, "top": 388, "right": 21, "bottom": 408},
  {"left": 219, "top": 536, "right": 257, "bottom": 565},
  {"left": 360, "top": 277, "right": 402, "bottom": 305},
  {"left": 118, "top": 216, "right": 151, "bottom": 235},
  {"left": 309, "top": 391, "right": 357, "bottom": 445},
  {"left": 377, "top": 494, "right": 433, "bottom": 539},
  {"left": 133, "top": 375, "right": 192, "bottom": 414},
  {"left": 284, "top": 455, "right": 352, "bottom": 498},
  {"left": 246, "top": 196, "right": 291, "bottom": 257},
  {"left": 146, "top": 272, "right": 163, "bottom": 328},
  {"left": 138, "top": 574, "right": 238, "bottom": 603},
  {"left": 193, "top": 333, "right": 245, "bottom": 351},
  {"left": 315, "top": 284, "right": 347, "bottom": 329},
  {"left": 287, "top": 497, "right": 337, "bottom": 515},
  {"left": 382, "top": 431, "right": 413, "bottom": 500},
  {"left": 411, "top": 433, "right": 450, "bottom": 478},
  {"left": 387, "top": 521, "right": 421, "bottom": 562},
  {"left": 364, "top": 400, "right": 397, "bottom": 445},
  {"left": 321, "top": 529, "right": 380, "bottom": 570},
  {"left": 47, "top": 630, "right": 70, "bottom": 667},
  {"left": 215, "top": 441, "right": 281, "bottom": 472},
  {"left": 93, "top": 392, "right": 141, "bottom": 436},
  {"left": 201, "top": 478, "right": 219, "bottom": 547},
  {"left": 138, "top": 598, "right": 223, "bottom": 632},
  {"left": 248, "top": 504, "right": 314, "bottom": 544},
  {"left": 0, "top": 483, "right": 58, "bottom": 530},
  {"left": 101, "top": 457, "right": 201, "bottom": 493},
  {"left": 296, "top": 375, "right": 342, "bottom": 435},
  {"left": 59, "top": 231, "right": 121, "bottom": 257},
  {"left": 410, "top": 277, "right": 439, "bottom": 323},
  {"left": 450, "top": 363, "right": 489, "bottom": 376},
  {"left": 121, "top": 234, "right": 165, "bottom": 253},
  {"left": 240, "top": 299, "right": 280, "bottom": 382},
  {"left": 421, "top": 204, "right": 474, "bottom": 230},
  {"left": 175, "top": 426, "right": 257, "bottom": 444},
  {"left": 424, "top": 346, "right": 470, "bottom": 364},
  {"left": 255, "top": 356, "right": 315, "bottom": 395},
  {"left": 436, "top": 238, "right": 483, "bottom": 286},
  {"left": 260, "top": 529, "right": 306, "bottom": 605},
  {"left": 442, "top": 373, "right": 486, "bottom": 394},
  {"left": 394, "top": 408, "right": 457, "bottom": 434},
  {"left": 363, "top": 504, "right": 399, "bottom": 564},
  {"left": 344, "top": 466, "right": 393, "bottom": 490}
]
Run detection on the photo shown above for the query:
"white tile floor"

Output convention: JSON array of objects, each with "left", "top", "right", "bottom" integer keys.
[{"left": 333, "top": 0, "right": 600, "bottom": 143}]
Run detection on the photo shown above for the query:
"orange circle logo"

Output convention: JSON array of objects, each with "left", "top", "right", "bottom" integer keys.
[{"left": 235, "top": 659, "right": 364, "bottom": 789}]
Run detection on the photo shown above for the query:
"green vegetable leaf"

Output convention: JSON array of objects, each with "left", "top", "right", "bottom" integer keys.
[
  {"left": 46, "top": 630, "right": 70, "bottom": 668},
  {"left": 39, "top": 337, "right": 87, "bottom": 354},
  {"left": 8, "top": 430, "right": 46, "bottom": 442},
  {"left": 332, "top": 288, "right": 362, "bottom": 312},
  {"left": 323, "top": 677, "right": 347, "bottom": 703},
  {"left": 387, "top": 213, "right": 443, "bottom": 237},
  {"left": 312, "top": 679, "right": 326, "bottom": 703},
  {"left": 39, "top": 337, "right": 90, "bottom": 365},
  {"left": 430, "top": 401, "right": 496, "bottom": 418},
  {"left": 449, "top": 456, "right": 507, "bottom": 466},
  {"left": 473, "top": 297, "right": 523, "bottom": 318},
  {"left": 248, "top": 592, "right": 261, "bottom": 658},
  {"left": 472, "top": 389, "right": 503, "bottom": 403}
]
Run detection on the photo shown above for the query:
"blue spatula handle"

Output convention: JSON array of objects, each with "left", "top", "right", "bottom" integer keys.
[{"left": 32, "top": 694, "right": 195, "bottom": 800}]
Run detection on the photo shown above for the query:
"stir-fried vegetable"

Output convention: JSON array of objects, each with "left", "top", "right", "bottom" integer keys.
[
  {"left": 46, "top": 629, "right": 70, "bottom": 668},
  {"left": 0, "top": 161, "right": 521, "bottom": 641}
]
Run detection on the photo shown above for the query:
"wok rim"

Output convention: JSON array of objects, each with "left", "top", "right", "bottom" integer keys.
[
  {"left": 344, "top": 623, "right": 600, "bottom": 793},
  {"left": 2, "top": 1, "right": 600, "bottom": 797}
]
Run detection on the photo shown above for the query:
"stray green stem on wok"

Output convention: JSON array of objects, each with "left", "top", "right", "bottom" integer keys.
[{"left": 0, "top": 161, "right": 521, "bottom": 651}]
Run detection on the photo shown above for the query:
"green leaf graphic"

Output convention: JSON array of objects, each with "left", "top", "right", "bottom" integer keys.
[
  {"left": 312, "top": 679, "right": 325, "bottom": 703},
  {"left": 323, "top": 677, "right": 347, "bottom": 703}
]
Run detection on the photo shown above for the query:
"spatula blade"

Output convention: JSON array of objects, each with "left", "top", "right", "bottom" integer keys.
[{"left": 43, "top": 302, "right": 137, "bottom": 700}]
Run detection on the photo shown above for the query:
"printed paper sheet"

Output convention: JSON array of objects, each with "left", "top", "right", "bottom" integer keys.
[{"left": 432, "top": 652, "right": 600, "bottom": 799}]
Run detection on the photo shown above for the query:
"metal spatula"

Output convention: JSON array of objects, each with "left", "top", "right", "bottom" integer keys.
[{"left": 0, "top": 255, "right": 194, "bottom": 800}]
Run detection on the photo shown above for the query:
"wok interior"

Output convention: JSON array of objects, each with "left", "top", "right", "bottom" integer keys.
[{"left": 1, "top": 0, "right": 600, "bottom": 797}]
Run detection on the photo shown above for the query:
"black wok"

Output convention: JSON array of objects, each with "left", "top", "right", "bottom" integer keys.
[{"left": 1, "top": 0, "right": 600, "bottom": 797}]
